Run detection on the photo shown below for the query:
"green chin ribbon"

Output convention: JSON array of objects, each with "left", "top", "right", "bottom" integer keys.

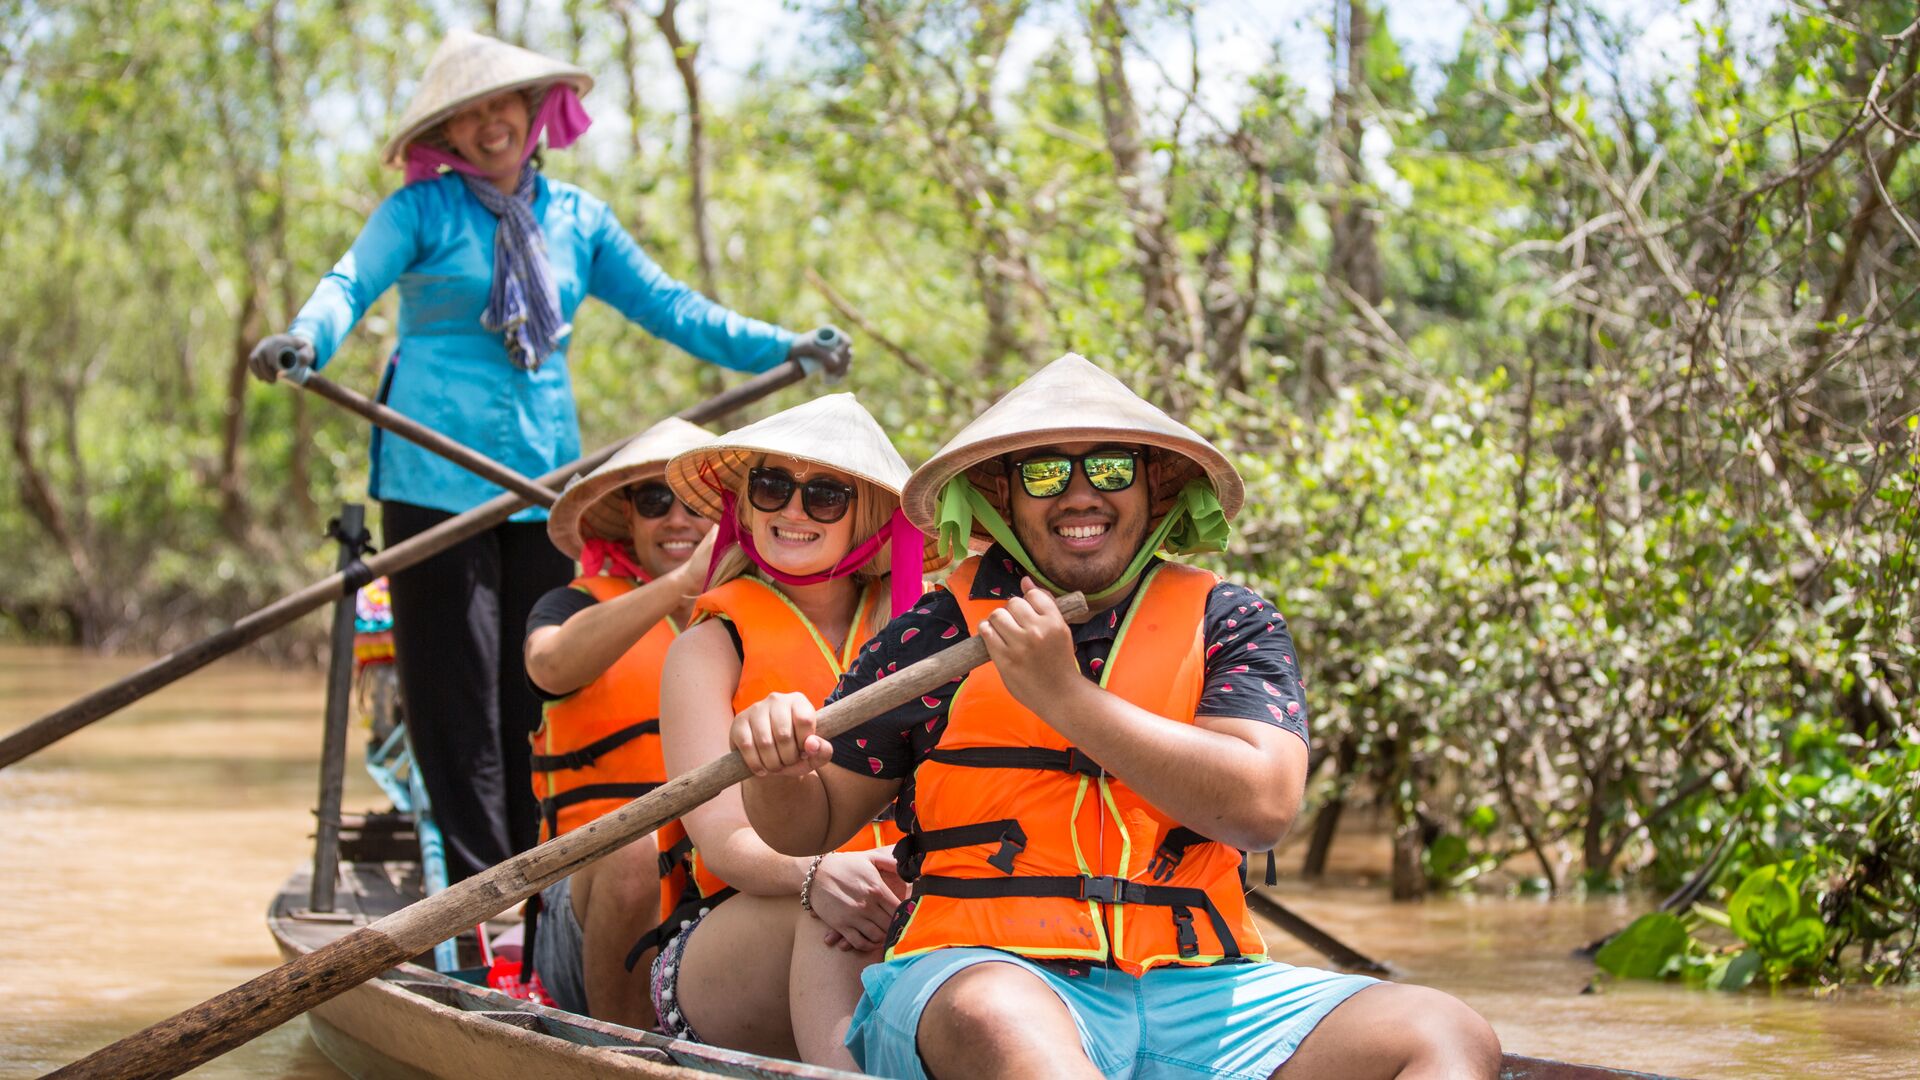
[{"left": 934, "top": 474, "right": 1231, "bottom": 605}]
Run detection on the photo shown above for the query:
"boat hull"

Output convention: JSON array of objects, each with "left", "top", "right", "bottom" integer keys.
[
  {"left": 270, "top": 864, "right": 850, "bottom": 1079},
  {"left": 269, "top": 862, "right": 1680, "bottom": 1080}
]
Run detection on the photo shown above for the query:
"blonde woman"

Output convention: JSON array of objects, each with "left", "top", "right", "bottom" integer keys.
[{"left": 652, "top": 394, "right": 928, "bottom": 1064}]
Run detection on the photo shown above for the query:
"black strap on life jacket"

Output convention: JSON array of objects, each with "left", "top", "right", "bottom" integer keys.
[
  {"left": 538, "top": 782, "right": 661, "bottom": 841},
  {"left": 1154, "top": 828, "right": 1277, "bottom": 888},
  {"left": 926, "top": 745, "right": 1105, "bottom": 777},
  {"left": 911, "top": 874, "right": 1241, "bottom": 962},
  {"left": 528, "top": 720, "right": 660, "bottom": 773},
  {"left": 625, "top": 885, "right": 739, "bottom": 972},
  {"left": 1148, "top": 827, "right": 1208, "bottom": 882},
  {"left": 657, "top": 831, "right": 694, "bottom": 879},
  {"left": 894, "top": 819, "right": 1027, "bottom": 879}
]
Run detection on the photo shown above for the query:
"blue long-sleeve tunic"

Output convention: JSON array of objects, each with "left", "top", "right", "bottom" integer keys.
[{"left": 289, "top": 173, "right": 794, "bottom": 520}]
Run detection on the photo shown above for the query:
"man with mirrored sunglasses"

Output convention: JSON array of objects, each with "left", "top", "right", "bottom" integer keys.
[
  {"left": 521, "top": 418, "right": 719, "bottom": 1027},
  {"left": 728, "top": 355, "right": 1501, "bottom": 1080}
]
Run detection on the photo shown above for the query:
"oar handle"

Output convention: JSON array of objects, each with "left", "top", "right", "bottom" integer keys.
[
  {"left": 49, "top": 591, "right": 1089, "bottom": 1080},
  {"left": 274, "top": 345, "right": 313, "bottom": 385}
]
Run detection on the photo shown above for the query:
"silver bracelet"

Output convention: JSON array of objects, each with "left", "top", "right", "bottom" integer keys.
[{"left": 800, "top": 854, "right": 827, "bottom": 914}]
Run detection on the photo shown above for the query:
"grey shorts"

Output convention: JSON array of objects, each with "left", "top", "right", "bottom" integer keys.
[{"left": 530, "top": 877, "right": 589, "bottom": 1016}]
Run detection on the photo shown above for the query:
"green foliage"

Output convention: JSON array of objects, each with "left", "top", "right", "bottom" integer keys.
[
  {"left": 1, "top": 0, "right": 1914, "bottom": 986},
  {"left": 1597, "top": 860, "right": 1837, "bottom": 989},
  {"left": 1596, "top": 912, "right": 1690, "bottom": 980}
]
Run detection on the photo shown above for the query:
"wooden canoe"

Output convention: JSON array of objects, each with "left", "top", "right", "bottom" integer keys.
[{"left": 268, "top": 860, "right": 1683, "bottom": 1080}]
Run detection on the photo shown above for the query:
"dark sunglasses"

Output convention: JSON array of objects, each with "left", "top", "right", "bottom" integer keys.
[
  {"left": 626, "top": 482, "right": 695, "bottom": 519},
  {"left": 1012, "top": 449, "right": 1142, "bottom": 499},
  {"left": 747, "top": 466, "right": 857, "bottom": 524}
]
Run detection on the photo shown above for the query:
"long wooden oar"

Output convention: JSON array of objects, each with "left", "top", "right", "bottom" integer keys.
[
  {"left": 49, "top": 592, "right": 1092, "bottom": 1080},
  {"left": 297, "top": 370, "right": 561, "bottom": 506},
  {"left": 0, "top": 361, "right": 808, "bottom": 771},
  {"left": 1243, "top": 887, "right": 1389, "bottom": 974},
  {"left": 274, "top": 353, "right": 562, "bottom": 508}
]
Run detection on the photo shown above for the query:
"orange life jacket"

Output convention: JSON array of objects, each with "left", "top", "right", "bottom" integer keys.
[
  {"left": 529, "top": 575, "right": 677, "bottom": 843},
  {"left": 885, "top": 557, "right": 1267, "bottom": 976},
  {"left": 656, "top": 576, "right": 904, "bottom": 928}
]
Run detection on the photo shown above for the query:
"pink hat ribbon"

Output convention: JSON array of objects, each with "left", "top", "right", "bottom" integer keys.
[
  {"left": 580, "top": 536, "right": 650, "bottom": 582},
  {"left": 404, "top": 84, "right": 593, "bottom": 185},
  {"left": 706, "top": 489, "right": 925, "bottom": 618}
]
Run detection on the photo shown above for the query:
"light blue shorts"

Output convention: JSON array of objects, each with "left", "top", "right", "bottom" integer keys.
[{"left": 846, "top": 949, "right": 1377, "bottom": 1080}]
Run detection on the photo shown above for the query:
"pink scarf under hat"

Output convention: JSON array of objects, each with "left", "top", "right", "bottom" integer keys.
[
  {"left": 403, "top": 84, "right": 592, "bottom": 185},
  {"left": 580, "top": 536, "right": 649, "bottom": 582},
  {"left": 705, "top": 489, "right": 926, "bottom": 619}
]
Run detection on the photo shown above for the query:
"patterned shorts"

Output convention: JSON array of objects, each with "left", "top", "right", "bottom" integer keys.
[{"left": 648, "top": 900, "right": 716, "bottom": 1042}]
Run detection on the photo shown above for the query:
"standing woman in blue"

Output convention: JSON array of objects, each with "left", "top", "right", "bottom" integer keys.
[{"left": 249, "top": 29, "right": 849, "bottom": 883}]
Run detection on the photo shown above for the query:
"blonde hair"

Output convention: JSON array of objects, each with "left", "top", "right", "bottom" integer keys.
[{"left": 706, "top": 455, "right": 899, "bottom": 623}]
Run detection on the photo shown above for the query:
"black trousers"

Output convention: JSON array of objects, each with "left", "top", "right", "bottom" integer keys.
[{"left": 381, "top": 500, "right": 574, "bottom": 883}]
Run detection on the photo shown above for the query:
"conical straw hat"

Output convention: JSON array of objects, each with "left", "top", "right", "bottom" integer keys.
[
  {"left": 548, "top": 418, "right": 715, "bottom": 560},
  {"left": 665, "top": 394, "right": 911, "bottom": 522},
  {"left": 381, "top": 28, "right": 593, "bottom": 168},
  {"left": 901, "top": 353, "right": 1243, "bottom": 540}
]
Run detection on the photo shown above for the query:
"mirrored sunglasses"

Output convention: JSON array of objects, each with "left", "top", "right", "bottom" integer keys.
[{"left": 1014, "top": 450, "right": 1141, "bottom": 499}]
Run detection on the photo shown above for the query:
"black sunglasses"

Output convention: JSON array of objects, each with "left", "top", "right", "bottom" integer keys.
[
  {"left": 747, "top": 466, "right": 857, "bottom": 524},
  {"left": 626, "top": 481, "right": 695, "bottom": 519},
  {"left": 1011, "top": 449, "right": 1142, "bottom": 499}
]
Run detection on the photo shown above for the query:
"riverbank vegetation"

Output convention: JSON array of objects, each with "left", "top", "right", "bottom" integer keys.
[{"left": 3, "top": 0, "right": 1914, "bottom": 987}]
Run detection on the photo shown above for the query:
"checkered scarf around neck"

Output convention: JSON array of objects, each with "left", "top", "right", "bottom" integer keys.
[{"left": 461, "top": 163, "right": 570, "bottom": 370}]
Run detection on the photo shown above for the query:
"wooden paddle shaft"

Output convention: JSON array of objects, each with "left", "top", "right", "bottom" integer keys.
[
  {"left": 48, "top": 592, "right": 1090, "bottom": 1080},
  {"left": 0, "top": 360, "right": 808, "bottom": 771},
  {"left": 1242, "top": 888, "right": 1389, "bottom": 974},
  {"left": 295, "top": 371, "right": 562, "bottom": 507}
]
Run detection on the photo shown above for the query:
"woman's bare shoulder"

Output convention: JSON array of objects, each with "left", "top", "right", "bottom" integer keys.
[{"left": 665, "top": 618, "right": 739, "bottom": 675}]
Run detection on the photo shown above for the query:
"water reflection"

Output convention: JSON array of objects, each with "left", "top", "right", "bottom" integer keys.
[
  {"left": 0, "top": 644, "right": 1913, "bottom": 1078},
  {"left": 0, "top": 644, "right": 355, "bottom": 1078}
]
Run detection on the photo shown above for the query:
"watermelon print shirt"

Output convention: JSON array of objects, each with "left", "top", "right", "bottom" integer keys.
[{"left": 826, "top": 544, "right": 1311, "bottom": 791}]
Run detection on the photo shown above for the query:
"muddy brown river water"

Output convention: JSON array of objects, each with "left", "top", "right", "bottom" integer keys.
[{"left": 1, "top": 642, "right": 1914, "bottom": 1078}]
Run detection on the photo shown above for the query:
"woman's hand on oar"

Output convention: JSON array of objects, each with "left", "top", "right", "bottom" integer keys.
[
  {"left": 732, "top": 690, "right": 838, "bottom": 777},
  {"left": 46, "top": 591, "right": 1089, "bottom": 1080},
  {"left": 247, "top": 333, "right": 314, "bottom": 384}
]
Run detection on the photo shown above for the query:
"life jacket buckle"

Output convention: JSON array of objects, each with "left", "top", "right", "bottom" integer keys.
[
  {"left": 1078, "top": 875, "right": 1147, "bottom": 905},
  {"left": 1148, "top": 827, "right": 1204, "bottom": 883},
  {"left": 1171, "top": 906, "right": 1199, "bottom": 958},
  {"left": 657, "top": 834, "right": 693, "bottom": 878},
  {"left": 986, "top": 821, "right": 1028, "bottom": 874},
  {"left": 1149, "top": 850, "right": 1176, "bottom": 881}
]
